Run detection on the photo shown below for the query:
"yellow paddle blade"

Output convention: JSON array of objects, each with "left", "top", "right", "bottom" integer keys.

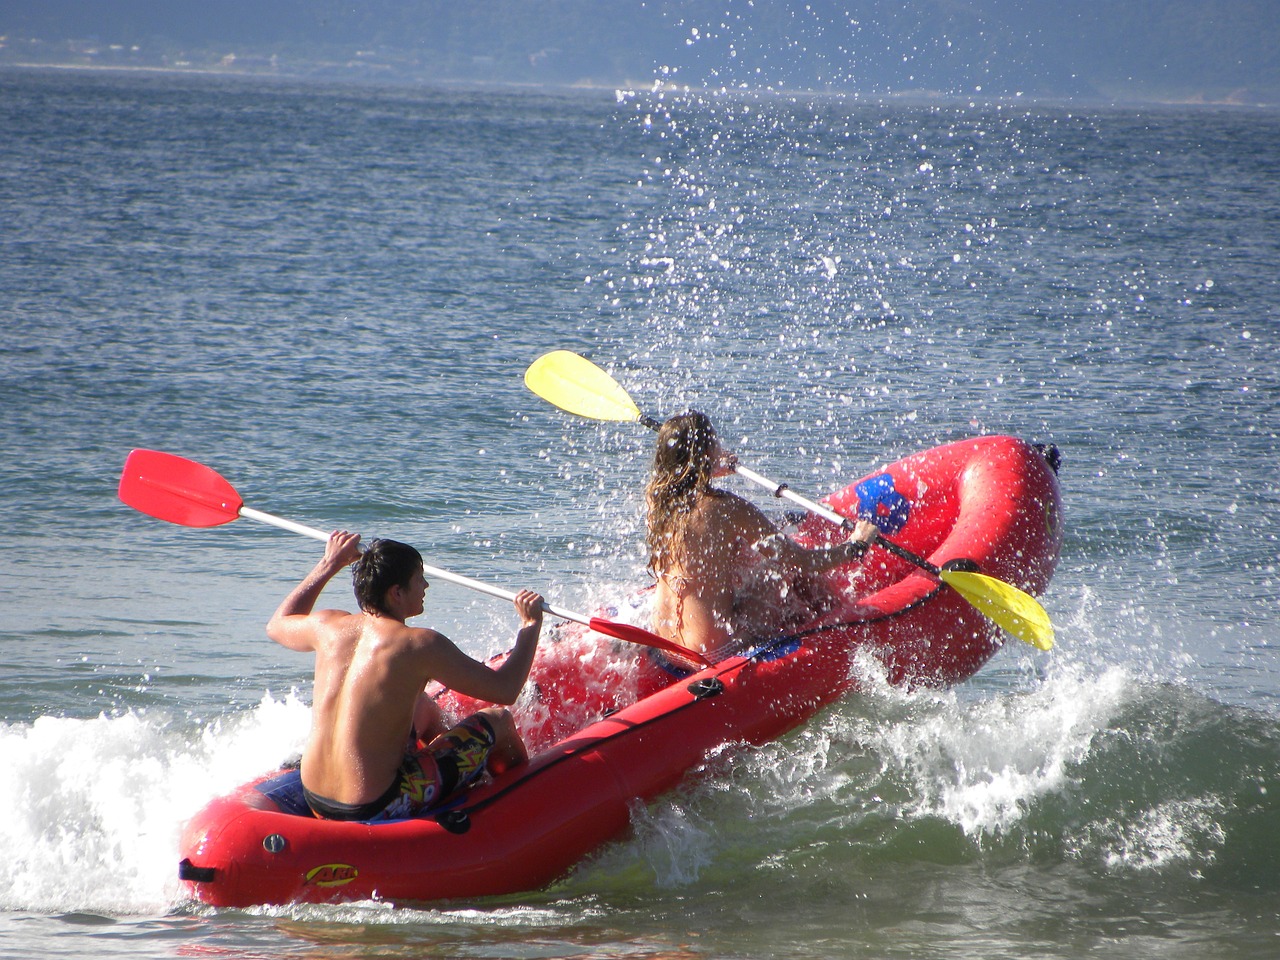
[
  {"left": 939, "top": 569, "right": 1056, "bottom": 651},
  {"left": 524, "top": 350, "right": 644, "bottom": 423}
]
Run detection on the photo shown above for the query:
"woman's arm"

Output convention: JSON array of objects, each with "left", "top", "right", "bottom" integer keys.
[{"left": 754, "top": 518, "right": 879, "bottom": 575}]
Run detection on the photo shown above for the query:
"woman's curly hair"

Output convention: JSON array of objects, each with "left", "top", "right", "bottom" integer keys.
[{"left": 644, "top": 410, "right": 721, "bottom": 576}]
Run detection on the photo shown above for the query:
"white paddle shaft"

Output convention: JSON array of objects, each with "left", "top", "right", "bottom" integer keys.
[
  {"left": 731, "top": 464, "right": 854, "bottom": 530},
  {"left": 237, "top": 505, "right": 594, "bottom": 628}
]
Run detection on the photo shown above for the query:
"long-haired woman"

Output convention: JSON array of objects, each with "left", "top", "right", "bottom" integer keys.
[{"left": 644, "top": 411, "right": 877, "bottom": 658}]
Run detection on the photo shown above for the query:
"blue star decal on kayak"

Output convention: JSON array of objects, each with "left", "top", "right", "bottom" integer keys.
[{"left": 855, "top": 473, "right": 910, "bottom": 534}]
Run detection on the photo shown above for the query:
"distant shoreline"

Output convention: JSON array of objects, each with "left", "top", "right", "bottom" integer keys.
[
  {"left": 0, "top": 58, "right": 637, "bottom": 93},
  {"left": 2, "top": 60, "right": 1274, "bottom": 110}
]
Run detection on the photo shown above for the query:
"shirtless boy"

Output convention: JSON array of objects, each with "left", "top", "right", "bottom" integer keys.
[{"left": 267, "top": 531, "right": 543, "bottom": 821}]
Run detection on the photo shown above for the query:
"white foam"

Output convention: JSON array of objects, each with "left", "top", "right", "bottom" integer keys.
[
  {"left": 0, "top": 694, "right": 311, "bottom": 915},
  {"left": 1078, "top": 795, "right": 1228, "bottom": 875},
  {"left": 628, "top": 799, "right": 716, "bottom": 887},
  {"left": 873, "top": 665, "right": 1132, "bottom": 837}
]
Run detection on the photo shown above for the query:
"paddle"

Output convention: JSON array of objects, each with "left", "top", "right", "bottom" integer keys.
[
  {"left": 117, "top": 448, "right": 711, "bottom": 668},
  {"left": 524, "top": 350, "right": 1055, "bottom": 651}
]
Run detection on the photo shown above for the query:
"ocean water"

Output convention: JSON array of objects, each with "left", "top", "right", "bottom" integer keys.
[{"left": 0, "top": 66, "right": 1277, "bottom": 958}]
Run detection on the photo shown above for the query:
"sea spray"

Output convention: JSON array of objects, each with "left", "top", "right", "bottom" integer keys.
[
  {"left": 877, "top": 664, "right": 1129, "bottom": 838},
  {"left": 0, "top": 694, "right": 311, "bottom": 914},
  {"left": 564, "top": 653, "right": 1277, "bottom": 895}
]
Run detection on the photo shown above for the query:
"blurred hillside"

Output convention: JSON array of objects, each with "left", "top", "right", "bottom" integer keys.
[{"left": 1, "top": 0, "right": 1276, "bottom": 105}]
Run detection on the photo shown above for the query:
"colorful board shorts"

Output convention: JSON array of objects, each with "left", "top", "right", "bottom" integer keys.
[{"left": 304, "top": 713, "right": 497, "bottom": 822}]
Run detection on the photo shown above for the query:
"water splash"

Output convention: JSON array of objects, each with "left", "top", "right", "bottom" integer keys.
[{"left": 0, "top": 694, "right": 310, "bottom": 914}]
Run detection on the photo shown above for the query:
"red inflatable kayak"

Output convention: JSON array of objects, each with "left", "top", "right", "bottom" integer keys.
[{"left": 178, "top": 435, "right": 1062, "bottom": 907}]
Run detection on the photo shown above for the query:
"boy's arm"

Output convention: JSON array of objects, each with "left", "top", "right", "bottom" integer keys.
[
  {"left": 266, "top": 530, "right": 362, "bottom": 651},
  {"left": 417, "top": 590, "right": 544, "bottom": 705}
]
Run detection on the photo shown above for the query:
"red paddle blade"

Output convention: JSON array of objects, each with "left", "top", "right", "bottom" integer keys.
[
  {"left": 118, "top": 449, "right": 244, "bottom": 528},
  {"left": 587, "top": 617, "right": 712, "bottom": 669}
]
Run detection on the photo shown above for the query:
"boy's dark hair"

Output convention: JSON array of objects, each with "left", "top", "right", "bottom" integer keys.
[{"left": 352, "top": 539, "right": 423, "bottom": 615}]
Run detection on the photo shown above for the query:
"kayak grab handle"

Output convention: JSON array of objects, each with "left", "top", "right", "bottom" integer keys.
[{"left": 178, "top": 858, "right": 217, "bottom": 883}]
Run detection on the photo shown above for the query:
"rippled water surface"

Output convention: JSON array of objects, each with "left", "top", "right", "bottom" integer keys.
[{"left": 1, "top": 67, "right": 1277, "bottom": 958}]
